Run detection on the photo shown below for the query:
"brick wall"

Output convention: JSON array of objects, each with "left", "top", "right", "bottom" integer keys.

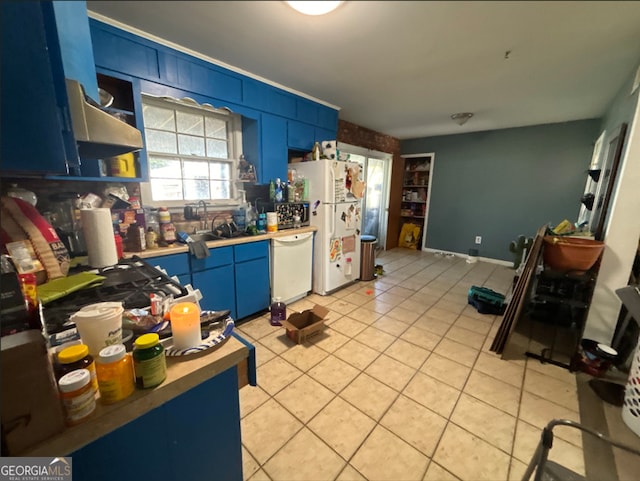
[{"left": 337, "top": 120, "right": 404, "bottom": 249}]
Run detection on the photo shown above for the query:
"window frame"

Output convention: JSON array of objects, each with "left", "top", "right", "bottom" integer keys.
[{"left": 139, "top": 94, "right": 243, "bottom": 208}]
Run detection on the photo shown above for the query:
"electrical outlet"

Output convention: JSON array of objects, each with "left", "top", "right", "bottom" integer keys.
[{"left": 475, "top": 236, "right": 482, "bottom": 244}]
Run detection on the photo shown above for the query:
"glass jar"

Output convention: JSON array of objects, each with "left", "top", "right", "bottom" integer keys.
[
  {"left": 58, "top": 369, "right": 97, "bottom": 426},
  {"left": 96, "top": 344, "right": 135, "bottom": 404},
  {"left": 56, "top": 344, "right": 98, "bottom": 393},
  {"left": 133, "top": 333, "right": 167, "bottom": 389},
  {"left": 145, "top": 228, "right": 158, "bottom": 249}
]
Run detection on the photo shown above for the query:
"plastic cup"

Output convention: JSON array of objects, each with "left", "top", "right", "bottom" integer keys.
[
  {"left": 71, "top": 302, "right": 123, "bottom": 357},
  {"left": 170, "top": 302, "right": 201, "bottom": 350}
]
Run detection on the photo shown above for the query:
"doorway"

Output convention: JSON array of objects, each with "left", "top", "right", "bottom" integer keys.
[{"left": 339, "top": 144, "right": 392, "bottom": 250}]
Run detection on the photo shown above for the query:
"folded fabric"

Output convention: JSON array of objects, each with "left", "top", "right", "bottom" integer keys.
[
  {"left": 37, "top": 272, "right": 106, "bottom": 305},
  {"left": 189, "top": 240, "right": 210, "bottom": 259}
]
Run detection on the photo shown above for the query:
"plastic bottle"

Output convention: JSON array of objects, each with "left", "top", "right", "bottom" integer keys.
[
  {"left": 133, "top": 333, "right": 167, "bottom": 389},
  {"left": 159, "top": 209, "right": 176, "bottom": 245},
  {"left": 114, "top": 233, "right": 123, "bottom": 259},
  {"left": 312, "top": 142, "right": 321, "bottom": 161},
  {"left": 270, "top": 297, "right": 286, "bottom": 326},
  {"left": 96, "top": 344, "right": 135, "bottom": 404},
  {"left": 58, "top": 369, "right": 97, "bottom": 426},
  {"left": 275, "top": 178, "right": 283, "bottom": 203},
  {"left": 56, "top": 344, "right": 99, "bottom": 393},
  {"left": 269, "top": 180, "right": 275, "bottom": 202},
  {"left": 257, "top": 212, "right": 267, "bottom": 233}
]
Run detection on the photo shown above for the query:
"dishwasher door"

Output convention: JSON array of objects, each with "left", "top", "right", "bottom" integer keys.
[{"left": 271, "top": 232, "right": 313, "bottom": 305}]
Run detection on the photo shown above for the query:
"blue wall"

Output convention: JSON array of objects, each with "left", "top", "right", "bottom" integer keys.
[{"left": 401, "top": 119, "right": 600, "bottom": 261}]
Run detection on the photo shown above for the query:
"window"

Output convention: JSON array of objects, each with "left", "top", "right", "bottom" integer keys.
[{"left": 140, "top": 95, "right": 242, "bottom": 206}]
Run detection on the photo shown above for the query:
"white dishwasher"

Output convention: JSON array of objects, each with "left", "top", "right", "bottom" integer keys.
[{"left": 271, "top": 231, "right": 313, "bottom": 305}]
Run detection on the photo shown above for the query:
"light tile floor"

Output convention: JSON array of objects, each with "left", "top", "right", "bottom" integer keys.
[{"left": 236, "top": 248, "right": 588, "bottom": 481}]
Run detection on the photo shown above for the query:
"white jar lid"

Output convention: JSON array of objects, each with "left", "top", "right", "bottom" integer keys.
[
  {"left": 98, "top": 344, "right": 126, "bottom": 364},
  {"left": 71, "top": 302, "right": 123, "bottom": 322},
  {"left": 58, "top": 369, "right": 91, "bottom": 393}
]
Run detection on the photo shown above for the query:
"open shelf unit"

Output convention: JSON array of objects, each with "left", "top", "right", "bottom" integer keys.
[{"left": 399, "top": 153, "right": 434, "bottom": 249}]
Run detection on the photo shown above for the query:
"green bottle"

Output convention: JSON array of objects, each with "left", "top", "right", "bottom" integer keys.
[{"left": 269, "top": 179, "right": 275, "bottom": 201}]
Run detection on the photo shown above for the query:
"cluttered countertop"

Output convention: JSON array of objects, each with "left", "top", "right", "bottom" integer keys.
[
  {"left": 125, "top": 225, "right": 317, "bottom": 259},
  {"left": 20, "top": 334, "right": 249, "bottom": 457}
]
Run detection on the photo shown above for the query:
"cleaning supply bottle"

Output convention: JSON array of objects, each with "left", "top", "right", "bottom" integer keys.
[
  {"left": 275, "top": 178, "right": 283, "bottom": 202},
  {"left": 269, "top": 179, "right": 275, "bottom": 202},
  {"left": 270, "top": 297, "right": 286, "bottom": 326}
]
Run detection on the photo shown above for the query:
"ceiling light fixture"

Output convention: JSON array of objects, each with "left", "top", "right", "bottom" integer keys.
[
  {"left": 286, "top": 1, "right": 344, "bottom": 16},
  {"left": 451, "top": 112, "right": 474, "bottom": 126}
]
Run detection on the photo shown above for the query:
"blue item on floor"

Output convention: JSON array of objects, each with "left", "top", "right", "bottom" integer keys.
[{"left": 468, "top": 285, "right": 506, "bottom": 315}]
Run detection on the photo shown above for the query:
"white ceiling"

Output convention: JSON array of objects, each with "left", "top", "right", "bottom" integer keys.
[{"left": 87, "top": 1, "right": 640, "bottom": 139}]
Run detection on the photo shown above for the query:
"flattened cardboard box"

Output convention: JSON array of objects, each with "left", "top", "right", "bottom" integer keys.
[{"left": 281, "top": 304, "right": 330, "bottom": 344}]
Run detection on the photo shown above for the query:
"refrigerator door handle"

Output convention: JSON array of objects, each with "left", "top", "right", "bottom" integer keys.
[
  {"left": 329, "top": 203, "right": 335, "bottom": 238},
  {"left": 329, "top": 163, "right": 336, "bottom": 202}
]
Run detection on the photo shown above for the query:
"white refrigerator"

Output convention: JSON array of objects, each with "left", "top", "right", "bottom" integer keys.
[{"left": 292, "top": 159, "right": 365, "bottom": 295}]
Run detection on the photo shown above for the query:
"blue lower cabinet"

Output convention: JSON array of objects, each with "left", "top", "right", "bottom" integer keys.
[
  {"left": 235, "top": 258, "right": 270, "bottom": 320},
  {"left": 71, "top": 367, "right": 243, "bottom": 481},
  {"left": 234, "top": 242, "right": 270, "bottom": 320},
  {"left": 192, "top": 264, "right": 236, "bottom": 319},
  {"left": 145, "top": 253, "right": 190, "bottom": 284},
  {"left": 146, "top": 240, "right": 270, "bottom": 322}
]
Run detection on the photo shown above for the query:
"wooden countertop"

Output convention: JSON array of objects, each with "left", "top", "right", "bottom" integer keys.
[
  {"left": 22, "top": 336, "right": 249, "bottom": 457},
  {"left": 126, "top": 226, "right": 317, "bottom": 259}
]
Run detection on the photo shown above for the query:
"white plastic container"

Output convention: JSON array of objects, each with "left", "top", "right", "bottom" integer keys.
[
  {"left": 71, "top": 302, "right": 124, "bottom": 357},
  {"left": 622, "top": 340, "right": 640, "bottom": 436},
  {"left": 266, "top": 212, "right": 278, "bottom": 232}
]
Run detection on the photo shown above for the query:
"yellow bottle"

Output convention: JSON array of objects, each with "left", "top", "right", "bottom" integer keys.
[{"left": 96, "top": 344, "right": 135, "bottom": 404}]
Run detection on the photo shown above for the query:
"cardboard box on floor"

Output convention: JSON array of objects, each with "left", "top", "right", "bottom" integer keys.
[{"left": 282, "top": 304, "right": 329, "bottom": 344}]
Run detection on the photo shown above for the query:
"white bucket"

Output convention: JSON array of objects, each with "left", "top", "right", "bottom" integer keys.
[
  {"left": 622, "top": 340, "right": 640, "bottom": 436},
  {"left": 71, "top": 302, "right": 123, "bottom": 357}
]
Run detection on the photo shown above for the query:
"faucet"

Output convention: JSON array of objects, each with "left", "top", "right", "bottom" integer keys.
[{"left": 197, "top": 201, "right": 209, "bottom": 230}]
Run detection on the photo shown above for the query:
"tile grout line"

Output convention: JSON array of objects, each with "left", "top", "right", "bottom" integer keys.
[{"left": 242, "top": 252, "right": 521, "bottom": 481}]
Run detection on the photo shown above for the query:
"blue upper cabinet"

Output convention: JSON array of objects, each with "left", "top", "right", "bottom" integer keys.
[
  {"left": 91, "top": 24, "right": 161, "bottom": 81},
  {"left": 161, "top": 53, "right": 242, "bottom": 105},
  {"left": 297, "top": 98, "right": 319, "bottom": 125},
  {"left": 1, "top": 1, "right": 150, "bottom": 178},
  {"left": 261, "top": 114, "right": 288, "bottom": 183},
  {"left": 1, "top": 1, "right": 76, "bottom": 175},
  {"left": 51, "top": 1, "right": 99, "bottom": 102},
  {"left": 288, "top": 120, "right": 315, "bottom": 152},
  {"left": 318, "top": 105, "right": 339, "bottom": 131}
]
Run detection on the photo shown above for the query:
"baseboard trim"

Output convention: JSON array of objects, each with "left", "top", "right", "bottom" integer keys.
[{"left": 422, "top": 248, "right": 514, "bottom": 267}]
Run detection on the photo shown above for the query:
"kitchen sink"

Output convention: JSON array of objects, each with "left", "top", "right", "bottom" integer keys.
[
  {"left": 190, "top": 232, "right": 225, "bottom": 242},
  {"left": 190, "top": 230, "right": 253, "bottom": 243}
]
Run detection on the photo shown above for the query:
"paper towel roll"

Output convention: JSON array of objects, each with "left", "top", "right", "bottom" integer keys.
[{"left": 81, "top": 208, "right": 118, "bottom": 267}]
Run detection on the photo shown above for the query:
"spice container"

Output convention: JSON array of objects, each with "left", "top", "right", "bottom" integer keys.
[
  {"left": 96, "top": 344, "right": 135, "bottom": 404},
  {"left": 56, "top": 344, "right": 98, "bottom": 393},
  {"left": 58, "top": 369, "right": 97, "bottom": 426},
  {"left": 133, "top": 333, "right": 167, "bottom": 389}
]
